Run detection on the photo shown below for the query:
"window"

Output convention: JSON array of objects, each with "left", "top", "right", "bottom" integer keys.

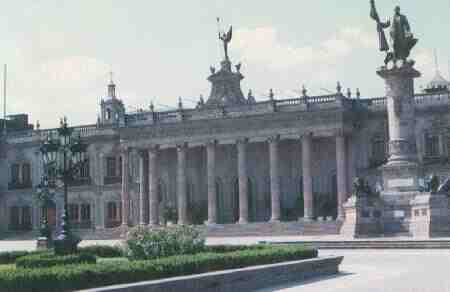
[
  {"left": 106, "top": 157, "right": 116, "bottom": 177},
  {"left": 22, "top": 206, "right": 31, "bottom": 228},
  {"left": 10, "top": 206, "right": 19, "bottom": 229},
  {"left": 425, "top": 134, "right": 440, "bottom": 157},
  {"left": 80, "top": 159, "right": 90, "bottom": 178},
  {"left": 22, "top": 163, "right": 31, "bottom": 185},
  {"left": 107, "top": 202, "right": 118, "bottom": 220},
  {"left": 11, "top": 164, "right": 19, "bottom": 183},
  {"left": 106, "top": 109, "right": 112, "bottom": 120},
  {"left": 372, "top": 140, "right": 386, "bottom": 162},
  {"left": 81, "top": 204, "right": 90, "bottom": 221},
  {"left": 68, "top": 204, "right": 79, "bottom": 222},
  {"left": 9, "top": 206, "right": 32, "bottom": 231}
]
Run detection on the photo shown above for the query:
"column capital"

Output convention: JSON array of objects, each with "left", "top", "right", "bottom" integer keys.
[
  {"left": 267, "top": 135, "right": 280, "bottom": 143},
  {"left": 147, "top": 145, "right": 160, "bottom": 154},
  {"left": 206, "top": 140, "right": 218, "bottom": 147},
  {"left": 176, "top": 142, "right": 188, "bottom": 152},
  {"left": 236, "top": 138, "right": 249, "bottom": 145},
  {"left": 119, "top": 145, "right": 131, "bottom": 155},
  {"left": 300, "top": 132, "right": 314, "bottom": 140},
  {"left": 334, "top": 128, "right": 347, "bottom": 137}
]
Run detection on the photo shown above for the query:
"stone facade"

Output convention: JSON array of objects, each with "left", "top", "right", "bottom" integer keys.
[{"left": 1, "top": 47, "right": 450, "bottom": 238}]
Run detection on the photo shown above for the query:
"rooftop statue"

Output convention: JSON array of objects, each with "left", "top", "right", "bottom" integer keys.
[
  {"left": 217, "top": 18, "right": 233, "bottom": 61},
  {"left": 370, "top": 0, "right": 418, "bottom": 67}
]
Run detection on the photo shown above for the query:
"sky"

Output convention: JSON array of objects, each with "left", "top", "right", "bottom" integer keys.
[{"left": 1, "top": 0, "right": 450, "bottom": 129}]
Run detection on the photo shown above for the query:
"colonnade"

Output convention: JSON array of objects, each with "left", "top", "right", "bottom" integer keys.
[{"left": 120, "top": 133, "right": 349, "bottom": 226}]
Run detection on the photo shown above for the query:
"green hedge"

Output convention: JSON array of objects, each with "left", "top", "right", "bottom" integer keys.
[
  {"left": 0, "top": 251, "right": 31, "bottom": 265},
  {"left": 78, "top": 245, "right": 123, "bottom": 258},
  {"left": 0, "top": 245, "right": 123, "bottom": 265},
  {"left": 16, "top": 253, "right": 97, "bottom": 269},
  {"left": 0, "top": 245, "right": 316, "bottom": 292}
]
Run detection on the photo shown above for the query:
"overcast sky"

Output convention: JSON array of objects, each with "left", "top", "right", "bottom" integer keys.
[{"left": 1, "top": 0, "right": 450, "bottom": 128}]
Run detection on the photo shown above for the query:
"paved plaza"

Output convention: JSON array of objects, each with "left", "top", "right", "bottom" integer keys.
[
  {"left": 1, "top": 237, "right": 450, "bottom": 291},
  {"left": 260, "top": 249, "right": 450, "bottom": 292}
]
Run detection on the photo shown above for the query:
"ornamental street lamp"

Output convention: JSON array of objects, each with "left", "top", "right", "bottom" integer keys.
[{"left": 39, "top": 117, "right": 88, "bottom": 254}]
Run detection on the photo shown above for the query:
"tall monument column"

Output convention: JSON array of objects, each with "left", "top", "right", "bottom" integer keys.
[
  {"left": 206, "top": 141, "right": 217, "bottom": 224},
  {"left": 237, "top": 139, "right": 249, "bottom": 224},
  {"left": 377, "top": 65, "right": 421, "bottom": 192},
  {"left": 269, "top": 135, "right": 281, "bottom": 222},
  {"left": 148, "top": 146, "right": 159, "bottom": 226},
  {"left": 177, "top": 143, "right": 188, "bottom": 225},
  {"left": 301, "top": 133, "right": 314, "bottom": 221}
]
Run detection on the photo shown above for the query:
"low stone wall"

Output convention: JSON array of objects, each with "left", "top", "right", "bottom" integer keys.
[{"left": 80, "top": 256, "right": 343, "bottom": 292}]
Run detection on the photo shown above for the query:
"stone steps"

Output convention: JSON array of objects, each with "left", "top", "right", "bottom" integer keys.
[{"left": 1, "top": 222, "right": 343, "bottom": 240}]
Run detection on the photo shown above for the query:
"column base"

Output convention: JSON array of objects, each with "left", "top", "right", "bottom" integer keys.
[
  {"left": 238, "top": 218, "right": 249, "bottom": 225},
  {"left": 269, "top": 218, "right": 281, "bottom": 223},
  {"left": 148, "top": 223, "right": 160, "bottom": 228},
  {"left": 299, "top": 217, "right": 314, "bottom": 222},
  {"left": 205, "top": 220, "right": 218, "bottom": 226}
]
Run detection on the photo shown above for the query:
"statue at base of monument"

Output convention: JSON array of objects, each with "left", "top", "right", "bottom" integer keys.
[{"left": 370, "top": 0, "right": 418, "bottom": 67}]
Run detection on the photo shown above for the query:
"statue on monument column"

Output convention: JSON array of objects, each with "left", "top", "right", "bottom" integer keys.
[
  {"left": 370, "top": 0, "right": 418, "bottom": 66},
  {"left": 217, "top": 18, "right": 232, "bottom": 61}
]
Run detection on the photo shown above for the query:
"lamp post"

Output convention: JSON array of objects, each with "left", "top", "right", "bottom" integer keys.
[{"left": 39, "top": 117, "right": 88, "bottom": 254}]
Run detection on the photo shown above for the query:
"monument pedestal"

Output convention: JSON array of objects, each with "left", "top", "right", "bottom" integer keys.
[
  {"left": 410, "top": 192, "right": 450, "bottom": 238},
  {"left": 340, "top": 195, "right": 383, "bottom": 238}
]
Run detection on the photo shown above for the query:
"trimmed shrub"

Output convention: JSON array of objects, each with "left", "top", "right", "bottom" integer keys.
[
  {"left": 16, "top": 252, "right": 96, "bottom": 269},
  {"left": 0, "top": 251, "right": 30, "bottom": 265},
  {"left": 125, "top": 225, "right": 205, "bottom": 260},
  {"left": 78, "top": 245, "right": 123, "bottom": 258},
  {"left": 0, "top": 245, "right": 317, "bottom": 292}
]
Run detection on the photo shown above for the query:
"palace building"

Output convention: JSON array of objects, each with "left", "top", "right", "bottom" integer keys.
[{"left": 1, "top": 33, "right": 450, "bottom": 238}]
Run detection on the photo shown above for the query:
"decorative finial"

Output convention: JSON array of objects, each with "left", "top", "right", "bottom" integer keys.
[
  {"left": 336, "top": 82, "right": 342, "bottom": 94},
  {"left": 210, "top": 66, "right": 216, "bottom": 74},
  {"left": 36, "top": 120, "right": 40, "bottom": 130},
  {"left": 199, "top": 94, "right": 205, "bottom": 105},
  {"left": 302, "top": 85, "right": 307, "bottom": 97},
  {"left": 178, "top": 97, "right": 183, "bottom": 110},
  {"left": 356, "top": 88, "right": 361, "bottom": 99},
  {"left": 247, "top": 89, "right": 253, "bottom": 99},
  {"left": 150, "top": 101, "right": 154, "bottom": 112},
  {"left": 269, "top": 88, "right": 274, "bottom": 100},
  {"left": 347, "top": 88, "right": 352, "bottom": 99}
]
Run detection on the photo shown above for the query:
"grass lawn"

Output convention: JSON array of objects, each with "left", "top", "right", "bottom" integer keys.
[{"left": 0, "top": 264, "right": 15, "bottom": 271}]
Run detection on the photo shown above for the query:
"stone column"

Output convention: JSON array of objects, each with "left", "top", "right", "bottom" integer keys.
[
  {"left": 98, "top": 152, "right": 105, "bottom": 185},
  {"left": 269, "top": 135, "right": 281, "bottom": 222},
  {"left": 95, "top": 196, "right": 105, "bottom": 229},
  {"left": 336, "top": 133, "right": 347, "bottom": 220},
  {"left": 121, "top": 147, "right": 130, "bottom": 226},
  {"left": 148, "top": 146, "right": 159, "bottom": 226},
  {"left": 138, "top": 150, "right": 148, "bottom": 225},
  {"left": 301, "top": 133, "right": 314, "bottom": 221},
  {"left": 177, "top": 143, "right": 188, "bottom": 225},
  {"left": 206, "top": 141, "right": 217, "bottom": 224},
  {"left": 377, "top": 65, "right": 421, "bottom": 193},
  {"left": 237, "top": 139, "right": 249, "bottom": 224},
  {"left": 378, "top": 66, "right": 420, "bottom": 164}
]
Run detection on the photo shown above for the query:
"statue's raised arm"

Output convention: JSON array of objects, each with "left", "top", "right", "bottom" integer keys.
[{"left": 370, "top": 0, "right": 390, "bottom": 53}]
